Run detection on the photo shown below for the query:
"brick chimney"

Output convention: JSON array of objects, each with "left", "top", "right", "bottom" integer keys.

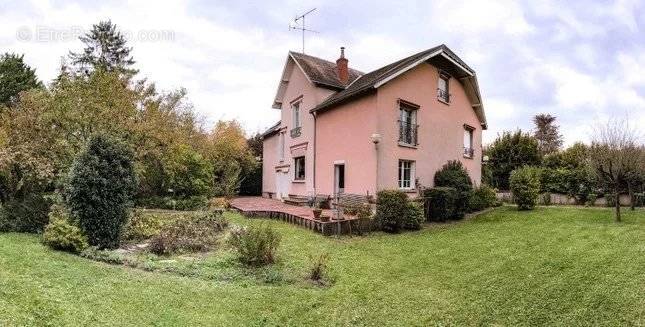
[{"left": 336, "top": 47, "right": 349, "bottom": 85}]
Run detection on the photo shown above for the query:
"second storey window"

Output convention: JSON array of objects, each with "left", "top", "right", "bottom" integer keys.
[
  {"left": 294, "top": 156, "right": 305, "bottom": 180},
  {"left": 463, "top": 125, "right": 474, "bottom": 158},
  {"left": 398, "top": 160, "right": 415, "bottom": 189},
  {"left": 399, "top": 104, "right": 418, "bottom": 146},
  {"left": 290, "top": 101, "right": 302, "bottom": 138},
  {"left": 437, "top": 73, "right": 450, "bottom": 103}
]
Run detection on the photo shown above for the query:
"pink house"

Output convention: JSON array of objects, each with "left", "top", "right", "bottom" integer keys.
[{"left": 262, "top": 45, "right": 487, "bottom": 200}]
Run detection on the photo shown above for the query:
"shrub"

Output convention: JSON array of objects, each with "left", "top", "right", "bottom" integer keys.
[
  {"left": 403, "top": 201, "right": 424, "bottom": 230},
  {"left": 123, "top": 210, "right": 168, "bottom": 242},
  {"left": 148, "top": 211, "right": 228, "bottom": 255},
  {"left": 228, "top": 224, "right": 281, "bottom": 266},
  {"left": 136, "top": 196, "right": 208, "bottom": 211},
  {"left": 374, "top": 190, "right": 421, "bottom": 232},
  {"left": 424, "top": 187, "right": 459, "bottom": 221},
  {"left": 342, "top": 203, "right": 373, "bottom": 219},
  {"left": 208, "top": 197, "right": 230, "bottom": 210},
  {"left": 468, "top": 184, "right": 497, "bottom": 212},
  {"left": 434, "top": 161, "right": 473, "bottom": 217},
  {"left": 510, "top": 166, "right": 541, "bottom": 210},
  {"left": 486, "top": 131, "right": 541, "bottom": 190},
  {"left": 308, "top": 253, "right": 329, "bottom": 284},
  {"left": 42, "top": 218, "right": 88, "bottom": 253},
  {"left": 65, "top": 135, "right": 137, "bottom": 249},
  {"left": 0, "top": 193, "right": 52, "bottom": 233}
]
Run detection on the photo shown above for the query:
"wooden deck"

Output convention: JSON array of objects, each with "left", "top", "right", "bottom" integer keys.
[{"left": 230, "top": 197, "right": 366, "bottom": 236}]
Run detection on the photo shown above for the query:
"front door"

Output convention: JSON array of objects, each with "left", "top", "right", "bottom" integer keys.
[
  {"left": 276, "top": 169, "right": 290, "bottom": 200},
  {"left": 334, "top": 164, "right": 345, "bottom": 195}
]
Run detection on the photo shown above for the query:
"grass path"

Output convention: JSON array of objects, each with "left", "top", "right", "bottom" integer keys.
[{"left": 1, "top": 206, "right": 644, "bottom": 326}]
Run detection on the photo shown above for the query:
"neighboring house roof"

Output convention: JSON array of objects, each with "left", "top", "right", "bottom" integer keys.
[
  {"left": 310, "top": 44, "right": 487, "bottom": 129},
  {"left": 290, "top": 52, "right": 364, "bottom": 90},
  {"left": 261, "top": 120, "right": 281, "bottom": 139}
]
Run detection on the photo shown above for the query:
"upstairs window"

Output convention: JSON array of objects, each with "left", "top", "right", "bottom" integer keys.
[
  {"left": 463, "top": 125, "right": 474, "bottom": 158},
  {"left": 290, "top": 101, "right": 302, "bottom": 138},
  {"left": 294, "top": 156, "right": 305, "bottom": 180},
  {"left": 398, "top": 103, "right": 418, "bottom": 146},
  {"left": 437, "top": 73, "right": 450, "bottom": 103},
  {"left": 398, "top": 160, "right": 415, "bottom": 189}
]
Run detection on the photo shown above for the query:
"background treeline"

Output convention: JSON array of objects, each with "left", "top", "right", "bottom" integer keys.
[{"left": 0, "top": 21, "right": 262, "bottom": 233}]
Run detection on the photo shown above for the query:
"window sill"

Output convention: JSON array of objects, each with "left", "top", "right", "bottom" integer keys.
[
  {"left": 398, "top": 142, "right": 418, "bottom": 149},
  {"left": 463, "top": 154, "right": 474, "bottom": 159},
  {"left": 399, "top": 188, "right": 417, "bottom": 193},
  {"left": 292, "top": 179, "right": 305, "bottom": 183},
  {"left": 437, "top": 98, "right": 450, "bottom": 105}
]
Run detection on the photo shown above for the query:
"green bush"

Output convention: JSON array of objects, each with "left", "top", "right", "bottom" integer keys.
[
  {"left": 486, "top": 131, "right": 541, "bottom": 190},
  {"left": 434, "top": 161, "right": 473, "bottom": 217},
  {"left": 227, "top": 224, "right": 281, "bottom": 266},
  {"left": 123, "top": 210, "right": 168, "bottom": 242},
  {"left": 468, "top": 184, "right": 497, "bottom": 212},
  {"left": 65, "top": 135, "right": 137, "bottom": 249},
  {"left": 374, "top": 190, "right": 421, "bottom": 232},
  {"left": 510, "top": 166, "right": 541, "bottom": 210},
  {"left": 0, "top": 193, "right": 52, "bottom": 233},
  {"left": 342, "top": 203, "right": 373, "bottom": 219},
  {"left": 42, "top": 218, "right": 88, "bottom": 253},
  {"left": 403, "top": 201, "right": 424, "bottom": 230},
  {"left": 148, "top": 211, "right": 228, "bottom": 255},
  {"left": 136, "top": 196, "right": 208, "bottom": 211},
  {"left": 424, "top": 187, "right": 459, "bottom": 221}
]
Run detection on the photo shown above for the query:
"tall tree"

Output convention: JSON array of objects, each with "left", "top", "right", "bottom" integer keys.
[
  {"left": 69, "top": 20, "right": 137, "bottom": 76},
  {"left": 0, "top": 53, "right": 41, "bottom": 107},
  {"left": 486, "top": 130, "right": 541, "bottom": 190},
  {"left": 533, "top": 113, "right": 563, "bottom": 155},
  {"left": 588, "top": 120, "right": 644, "bottom": 222}
]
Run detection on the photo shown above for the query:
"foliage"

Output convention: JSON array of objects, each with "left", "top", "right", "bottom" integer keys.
[
  {"left": 208, "top": 120, "right": 256, "bottom": 197},
  {"left": 0, "top": 193, "right": 52, "bottom": 233},
  {"left": 533, "top": 113, "right": 563, "bottom": 156},
  {"left": 468, "top": 184, "right": 498, "bottom": 212},
  {"left": 424, "top": 187, "right": 459, "bottom": 221},
  {"left": 0, "top": 53, "right": 42, "bottom": 107},
  {"left": 66, "top": 135, "right": 137, "bottom": 249},
  {"left": 68, "top": 20, "right": 137, "bottom": 76},
  {"left": 486, "top": 130, "right": 541, "bottom": 190},
  {"left": 342, "top": 203, "right": 373, "bottom": 219},
  {"left": 164, "top": 145, "right": 213, "bottom": 197},
  {"left": 41, "top": 217, "right": 88, "bottom": 254},
  {"left": 433, "top": 160, "right": 473, "bottom": 217},
  {"left": 374, "top": 190, "right": 422, "bottom": 232},
  {"left": 208, "top": 197, "right": 230, "bottom": 210},
  {"left": 135, "top": 196, "right": 208, "bottom": 211},
  {"left": 510, "top": 166, "right": 542, "bottom": 210},
  {"left": 227, "top": 224, "right": 281, "bottom": 266},
  {"left": 148, "top": 211, "right": 228, "bottom": 255},
  {"left": 404, "top": 201, "right": 425, "bottom": 230},
  {"left": 238, "top": 162, "right": 262, "bottom": 196},
  {"left": 123, "top": 210, "right": 169, "bottom": 242}
]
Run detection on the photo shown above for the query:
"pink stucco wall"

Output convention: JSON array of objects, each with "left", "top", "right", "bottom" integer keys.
[
  {"left": 375, "top": 63, "right": 483, "bottom": 191},
  {"left": 314, "top": 95, "right": 378, "bottom": 196},
  {"left": 262, "top": 132, "right": 278, "bottom": 197}
]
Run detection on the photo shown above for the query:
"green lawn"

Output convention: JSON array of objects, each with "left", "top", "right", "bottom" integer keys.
[{"left": 1, "top": 206, "right": 644, "bottom": 326}]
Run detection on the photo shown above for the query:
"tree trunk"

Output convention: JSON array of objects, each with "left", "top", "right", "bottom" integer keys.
[{"left": 614, "top": 189, "right": 621, "bottom": 222}]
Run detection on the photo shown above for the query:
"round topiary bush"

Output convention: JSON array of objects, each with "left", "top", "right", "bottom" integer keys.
[
  {"left": 65, "top": 135, "right": 137, "bottom": 249},
  {"left": 434, "top": 161, "right": 473, "bottom": 217},
  {"left": 374, "top": 190, "right": 423, "bottom": 232},
  {"left": 510, "top": 166, "right": 541, "bottom": 210}
]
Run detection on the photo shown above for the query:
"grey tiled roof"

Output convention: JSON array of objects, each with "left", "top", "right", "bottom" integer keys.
[
  {"left": 290, "top": 51, "right": 364, "bottom": 90},
  {"left": 311, "top": 44, "right": 474, "bottom": 113}
]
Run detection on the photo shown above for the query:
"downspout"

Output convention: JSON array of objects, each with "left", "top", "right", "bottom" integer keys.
[{"left": 312, "top": 111, "right": 317, "bottom": 194}]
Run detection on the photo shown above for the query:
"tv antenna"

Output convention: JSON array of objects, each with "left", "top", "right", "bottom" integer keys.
[{"left": 289, "top": 8, "right": 319, "bottom": 53}]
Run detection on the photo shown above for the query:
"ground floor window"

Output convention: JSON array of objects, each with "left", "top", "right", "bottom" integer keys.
[
  {"left": 398, "top": 160, "right": 415, "bottom": 189},
  {"left": 294, "top": 156, "right": 305, "bottom": 180}
]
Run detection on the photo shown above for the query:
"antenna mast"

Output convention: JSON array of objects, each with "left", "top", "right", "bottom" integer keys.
[{"left": 289, "top": 8, "right": 318, "bottom": 53}]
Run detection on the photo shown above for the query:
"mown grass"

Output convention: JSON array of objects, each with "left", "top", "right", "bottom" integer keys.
[{"left": 1, "top": 206, "right": 644, "bottom": 326}]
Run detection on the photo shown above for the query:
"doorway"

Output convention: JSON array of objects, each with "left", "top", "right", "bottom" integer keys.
[{"left": 334, "top": 164, "right": 345, "bottom": 195}]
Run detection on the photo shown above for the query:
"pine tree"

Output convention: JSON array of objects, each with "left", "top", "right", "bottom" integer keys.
[
  {"left": 0, "top": 53, "right": 42, "bottom": 106},
  {"left": 69, "top": 20, "right": 137, "bottom": 76},
  {"left": 533, "top": 113, "right": 563, "bottom": 155}
]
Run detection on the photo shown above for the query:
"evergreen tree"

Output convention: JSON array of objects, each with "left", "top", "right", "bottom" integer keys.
[
  {"left": 0, "top": 53, "right": 41, "bottom": 106},
  {"left": 533, "top": 113, "right": 563, "bottom": 155},
  {"left": 69, "top": 20, "right": 137, "bottom": 76},
  {"left": 486, "top": 130, "right": 541, "bottom": 190}
]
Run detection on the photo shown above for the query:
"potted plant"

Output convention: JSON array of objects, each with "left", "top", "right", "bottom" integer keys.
[{"left": 312, "top": 202, "right": 322, "bottom": 220}]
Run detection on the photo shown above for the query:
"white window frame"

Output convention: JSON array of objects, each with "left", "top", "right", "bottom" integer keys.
[
  {"left": 292, "top": 101, "right": 301, "bottom": 128},
  {"left": 463, "top": 125, "right": 474, "bottom": 158},
  {"left": 294, "top": 156, "right": 305, "bottom": 180},
  {"left": 437, "top": 73, "right": 450, "bottom": 103},
  {"left": 398, "top": 160, "right": 415, "bottom": 190}
]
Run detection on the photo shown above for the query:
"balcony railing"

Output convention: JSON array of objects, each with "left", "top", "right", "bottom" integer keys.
[
  {"left": 398, "top": 120, "right": 418, "bottom": 146},
  {"left": 463, "top": 147, "right": 474, "bottom": 158},
  {"left": 290, "top": 126, "right": 301, "bottom": 138},
  {"left": 437, "top": 88, "right": 450, "bottom": 103}
]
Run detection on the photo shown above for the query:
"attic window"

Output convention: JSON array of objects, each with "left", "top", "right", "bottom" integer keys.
[{"left": 437, "top": 72, "right": 450, "bottom": 104}]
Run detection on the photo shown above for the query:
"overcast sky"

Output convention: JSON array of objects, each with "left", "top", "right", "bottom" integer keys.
[{"left": 1, "top": 0, "right": 644, "bottom": 145}]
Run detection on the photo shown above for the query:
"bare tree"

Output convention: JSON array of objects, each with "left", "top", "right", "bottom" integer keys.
[
  {"left": 588, "top": 119, "right": 644, "bottom": 222},
  {"left": 533, "top": 113, "right": 563, "bottom": 155}
]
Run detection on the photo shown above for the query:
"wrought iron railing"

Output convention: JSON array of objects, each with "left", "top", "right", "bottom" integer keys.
[
  {"left": 398, "top": 120, "right": 418, "bottom": 145},
  {"left": 290, "top": 126, "right": 301, "bottom": 138},
  {"left": 463, "top": 147, "right": 474, "bottom": 158},
  {"left": 437, "top": 88, "right": 450, "bottom": 103}
]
